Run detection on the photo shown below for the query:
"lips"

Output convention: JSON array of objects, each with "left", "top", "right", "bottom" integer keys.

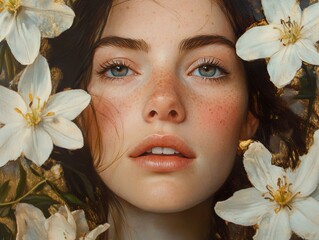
[
  {"left": 129, "top": 134, "right": 196, "bottom": 159},
  {"left": 129, "top": 134, "right": 196, "bottom": 172}
]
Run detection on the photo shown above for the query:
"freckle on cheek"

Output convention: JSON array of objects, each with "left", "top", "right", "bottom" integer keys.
[{"left": 198, "top": 99, "right": 240, "bottom": 130}]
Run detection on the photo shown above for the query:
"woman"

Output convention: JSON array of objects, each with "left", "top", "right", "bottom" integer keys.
[{"left": 49, "top": 0, "right": 310, "bottom": 239}]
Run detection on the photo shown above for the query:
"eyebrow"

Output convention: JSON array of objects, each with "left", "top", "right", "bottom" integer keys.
[
  {"left": 179, "top": 35, "right": 235, "bottom": 52},
  {"left": 94, "top": 36, "right": 149, "bottom": 52},
  {"left": 94, "top": 34, "right": 235, "bottom": 53}
]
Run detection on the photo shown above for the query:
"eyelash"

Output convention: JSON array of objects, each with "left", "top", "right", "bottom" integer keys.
[
  {"left": 96, "top": 59, "right": 134, "bottom": 81},
  {"left": 96, "top": 57, "right": 228, "bottom": 82},
  {"left": 189, "top": 58, "right": 229, "bottom": 82}
]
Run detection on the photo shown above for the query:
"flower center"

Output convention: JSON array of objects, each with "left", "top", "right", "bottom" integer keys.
[
  {"left": 278, "top": 17, "right": 302, "bottom": 46},
  {"left": 15, "top": 94, "right": 54, "bottom": 127},
  {"left": 264, "top": 176, "right": 300, "bottom": 213},
  {"left": 0, "top": 0, "right": 21, "bottom": 14}
]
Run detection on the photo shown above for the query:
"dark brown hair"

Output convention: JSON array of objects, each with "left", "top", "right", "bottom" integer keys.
[{"left": 48, "top": 0, "right": 311, "bottom": 239}]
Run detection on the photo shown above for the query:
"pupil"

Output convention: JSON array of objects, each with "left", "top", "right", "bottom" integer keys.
[
  {"left": 199, "top": 65, "right": 216, "bottom": 77},
  {"left": 111, "top": 65, "right": 128, "bottom": 77}
]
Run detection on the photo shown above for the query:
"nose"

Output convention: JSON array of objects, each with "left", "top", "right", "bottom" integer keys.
[{"left": 142, "top": 80, "right": 186, "bottom": 123}]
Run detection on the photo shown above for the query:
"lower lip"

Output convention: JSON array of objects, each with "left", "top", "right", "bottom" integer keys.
[{"left": 132, "top": 155, "right": 193, "bottom": 173}]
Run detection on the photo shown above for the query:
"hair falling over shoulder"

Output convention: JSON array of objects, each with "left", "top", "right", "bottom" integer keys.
[{"left": 48, "top": 0, "right": 315, "bottom": 239}]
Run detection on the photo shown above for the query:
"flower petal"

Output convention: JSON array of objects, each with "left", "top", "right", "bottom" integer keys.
[
  {"left": 295, "top": 39, "right": 319, "bottom": 66},
  {"left": 0, "top": 123, "right": 27, "bottom": 167},
  {"left": 236, "top": 25, "right": 282, "bottom": 60},
  {"left": 254, "top": 210, "right": 291, "bottom": 240},
  {"left": 65, "top": 206, "right": 77, "bottom": 230},
  {"left": 18, "top": 55, "right": 52, "bottom": 105},
  {"left": 291, "top": 130, "right": 319, "bottom": 196},
  {"left": 21, "top": 0, "right": 75, "bottom": 38},
  {"left": 301, "top": 2, "right": 319, "bottom": 43},
  {"left": 267, "top": 45, "right": 302, "bottom": 87},
  {"left": 244, "top": 142, "right": 285, "bottom": 192},
  {"left": 45, "top": 212, "right": 76, "bottom": 240},
  {"left": 44, "top": 89, "right": 91, "bottom": 120},
  {"left": 23, "top": 127, "right": 53, "bottom": 166},
  {"left": 81, "top": 223, "right": 110, "bottom": 240},
  {"left": 261, "top": 0, "right": 301, "bottom": 24},
  {"left": 6, "top": 11, "right": 41, "bottom": 65},
  {"left": 71, "top": 210, "right": 90, "bottom": 238},
  {"left": 312, "top": 186, "right": 319, "bottom": 201},
  {"left": 214, "top": 188, "right": 273, "bottom": 226},
  {"left": 55, "top": 205, "right": 76, "bottom": 229},
  {"left": 0, "top": 11, "right": 15, "bottom": 42},
  {"left": 43, "top": 117, "right": 84, "bottom": 149},
  {"left": 290, "top": 198, "right": 319, "bottom": 239},
  {"left": 15, "top": 203, "right": 46, "bottom": 240},
  {"left": 0, "top": 86, "right": 27, "bottom": 124}
]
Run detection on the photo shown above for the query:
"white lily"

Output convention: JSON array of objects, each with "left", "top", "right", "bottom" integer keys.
[
  {"left": 15, "top": 203, "right": 110, "bottom": 240},
  {"left": 0, "top": 0, "right": 74, "bottom": 65},
  {"left": 236, "top": 0, "right": 319, "bottom": 87},
  {"left": 0, "top": 55, "right": 90, "bottom": 166},
  {"left": 215, "top": 130, "right": 319, "bottom": 240}
]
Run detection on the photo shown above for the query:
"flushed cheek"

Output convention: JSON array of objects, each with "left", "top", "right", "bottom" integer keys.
[
  {"left": 193, "top": 93, "right": 247, "bottom": 156},
  {"left": 197, "top": 97, "right": 245, "bottom": 132}
]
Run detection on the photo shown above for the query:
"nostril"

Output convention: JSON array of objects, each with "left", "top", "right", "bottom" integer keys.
[
  {"left": 170, "top": 110, "right": 178, "bottom": 118},
  {"left": 149, "top": 110, "right": 157, "bottom": 117}
]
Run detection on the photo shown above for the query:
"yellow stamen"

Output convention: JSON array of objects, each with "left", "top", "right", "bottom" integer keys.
[
  {"left": 264, "top": 176, "right": 300, "bottom": 213},
  {"left": 14, "top": 94, "right": 55, "bottom": 127},
  {"left": 3, "top": 0, "right": 21, "bottom": 14},
  {"left": 29, "top": 93, "right": 33, "bottom": 103},
  {"left": 14, "top": 107, "right": 24, "bottom": 116},
  {"left": 277, "top": 16, "right": 302, "bottom": 46},
  {"left": 45, "top": 112, "right": 55, "bottom": 117}
]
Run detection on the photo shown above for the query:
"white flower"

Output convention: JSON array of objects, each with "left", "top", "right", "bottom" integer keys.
[
  {"left": 236, "top": 0, "right": 319, "bottom": 88},
  {"left": 0, "top": 0, "right": 75, "bottom": 65},
  {"left": 0, "top": 55, "right": 90, "bottom": 166},
  {"left": 15, "top": 203, "right": 110, "bottom": 240},
  {"left": 215, "top": 130, "right": 319, "bottom": 240}
]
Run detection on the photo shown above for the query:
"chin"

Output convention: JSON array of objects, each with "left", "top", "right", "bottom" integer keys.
[{"left": 116, "top": 182, "right": 212, "bottom": 214}]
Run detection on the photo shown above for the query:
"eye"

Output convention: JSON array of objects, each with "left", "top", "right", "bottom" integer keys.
[
  {"left": 97, "top": 59, "right": 135, "bottom": 80},
  {"left": 189, "top": 58, "right": 228, "bottom": 80},
  {"left": 107, "top": 65, "right": 133, "bottom": 78},
  {"left": 192, "top": 65, "right": 223, "bottom": 78}
]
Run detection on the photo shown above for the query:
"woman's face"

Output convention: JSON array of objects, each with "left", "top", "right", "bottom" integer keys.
[{"left": 87, "top": 0, "right": 257, "bottom": 212}]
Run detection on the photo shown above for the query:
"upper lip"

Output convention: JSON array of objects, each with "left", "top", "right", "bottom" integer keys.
[{"left": 129, "top": 134, "right": 196, "bottom": 159}]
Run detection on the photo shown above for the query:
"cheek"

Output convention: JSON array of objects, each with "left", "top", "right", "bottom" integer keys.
[
  {"left": 85, "top": 96, "right": 125, "bottom": 165},
  {"left": 196, "top": 92, "right": 247, "bottom": 135}
]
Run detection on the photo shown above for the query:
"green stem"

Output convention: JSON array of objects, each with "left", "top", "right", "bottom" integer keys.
[
  {"left": 301, "top": 64, "right": 317, "bottom": 123},
  {"left": 0, "top": 179, "right": 46, "bottom": 206}
]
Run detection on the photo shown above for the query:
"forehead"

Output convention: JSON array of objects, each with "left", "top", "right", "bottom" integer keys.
[{"left": 103, "top": 0, "right": 236, "bottom": 43}]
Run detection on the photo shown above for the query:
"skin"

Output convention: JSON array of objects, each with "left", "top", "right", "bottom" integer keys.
[{"left": 86, "top": 0, "right": 258, "bottom": 239}]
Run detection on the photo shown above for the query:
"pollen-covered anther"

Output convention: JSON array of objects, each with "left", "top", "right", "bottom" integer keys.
[
  {"left": 4, "top": 0, "right": 21, "bottom": 14},
  {"left": 278, "top": 16, "right": 302, "bottom": 46},
  {"left": 264, "top": 176, "right": 300, "bottom": 213},
  {"left": 15, "top": 94, "right": 55, "bottom": 127}
]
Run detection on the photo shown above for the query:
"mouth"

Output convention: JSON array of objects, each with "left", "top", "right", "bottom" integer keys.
[
  {"left": 140, "top": 147, "right": 184, "bottom": 157},
  {"left": 129, "top": 134, "right": 195, "bottom": 172},
  {"left": 129, "top": 134, "right": 195, "bottom": 158}
]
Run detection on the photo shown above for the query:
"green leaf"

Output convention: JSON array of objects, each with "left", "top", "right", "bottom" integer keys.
[
  {"left": 60, "top": 192, "right": 84, "bottom": 206},
  {"left": 0, "top": 223, "right": 13, "bottom": 240},
  {"left": 4, "top": 47, "right": 14, "bottom": 81},
  {"left": 0, "top": 180, "right": 11, "bottom": 203},
  {"left": 21, "top": 195, "right": 58, "bottom": 217},
  {"left": 0, "top": 206, "right": 11, "bottom": 217},
  {"left": 60, "top": 162, "right": 95, "bottom": 202},
  {"left": 15, "top": 161, "right": 27, "bottom": 199}
]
